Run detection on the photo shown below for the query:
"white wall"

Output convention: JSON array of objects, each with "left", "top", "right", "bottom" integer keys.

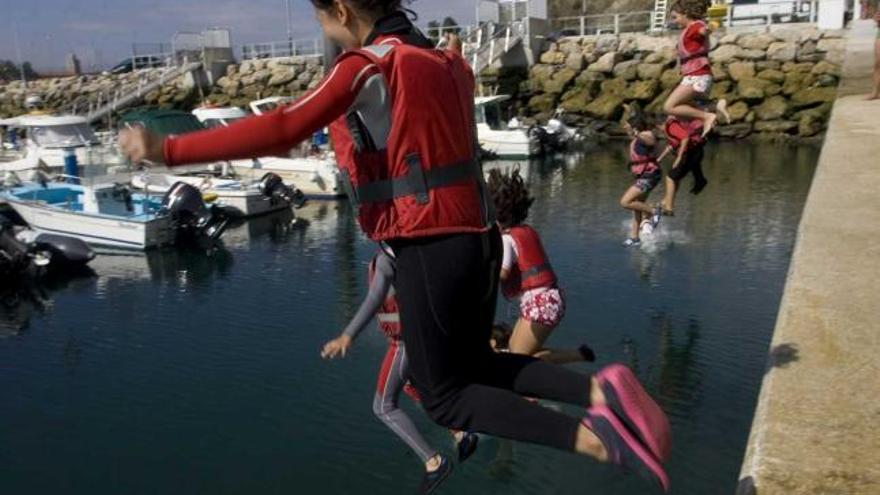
[{"left": 818, "top": 0, "right": 846, "bottom": 29}]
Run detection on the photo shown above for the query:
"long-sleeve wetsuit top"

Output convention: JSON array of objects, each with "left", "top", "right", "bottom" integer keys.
[
  {"left": 342, "top": 252, "right": 396, "bottom": 341},
  {"left": 162, "top": 12, "right": 433, "bottom": 167}
]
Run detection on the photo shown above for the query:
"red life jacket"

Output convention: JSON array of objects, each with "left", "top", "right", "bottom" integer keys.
[
  {"left": 678, "top": 20, "right": 711, "bottom": 76},
  {"left": 665, "top": 117, "right": 705, "bottom": 151},
  {"left": 629, "top": 137, "right": 659, "bottom": 177},
  {"left": 502, "top": 225, "right": 557, "bottom": 299},
  {"left": 368, "top": 257, "right": 401, "bottom": 339},
  {"left": 330, "top": 41, "right": 492, "bottom": 241}
]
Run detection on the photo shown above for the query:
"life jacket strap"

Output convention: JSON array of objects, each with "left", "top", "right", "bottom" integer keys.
[{"left": 348, "top": 155, "right": 480, "bottom": 206}]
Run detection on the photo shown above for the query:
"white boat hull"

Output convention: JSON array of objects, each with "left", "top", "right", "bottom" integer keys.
[
  {"left": 132, "top": 174, "right": 290, "bottom": 218},
  {"left": 231, "top": 156, "right": 343, "bottom": 199},
  {"left": 4, "top": 198, "right": 175, "bottom": 250},
  {"left": 477, "top": 124, "right": 538, "bottom": 158}
]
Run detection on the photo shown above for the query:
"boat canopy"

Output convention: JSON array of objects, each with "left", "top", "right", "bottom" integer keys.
[
  {"left": 192, "top": 107, "right": 249, "bottom": 128},
  {"left": 474, "top": 95, "right": 512, "bottom": 107},
  {"left": 119, "top": 108, "right": 206, "bottom": 136},
  {"left": 0, "top": 115, "right": 98, "bottom": 148}
]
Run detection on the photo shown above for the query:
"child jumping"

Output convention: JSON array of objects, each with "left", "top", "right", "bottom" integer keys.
[
  {"left": 658, "top": 116, "right": 709, "bottom": 217},
  {"left": 664, "top": 0, "right": 729, "bottom": 137},
  {"left": 487, "top": 169, "right": 590, "bottom": 361},
  {"left": 120, "top": 1, "right": 672, "bottom": 491},
  {"left": 620, "top": 104, "right": 668, "bottom": 247},
  {"left": 321, "top": 250, "right": 478, "bottom": 495}
]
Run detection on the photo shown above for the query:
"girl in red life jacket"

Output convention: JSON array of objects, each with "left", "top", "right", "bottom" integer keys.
[
  {"left": 119, "top": 1, "right": 671, "bottom": 490},
  {"left": 662, "top": 0, "right": 729, "bottom": 138},
  {"left": 657, "top": 116, "right": 709, "bottom": 217},
  {"left": 620, "top": 104, "right": 671, "bottom": 247},
  {"left": 487, "top": 169, "right": 587, "bottom": 359},
  {"left": 321, "top": 250, "right": 478, "bottom": 494}
]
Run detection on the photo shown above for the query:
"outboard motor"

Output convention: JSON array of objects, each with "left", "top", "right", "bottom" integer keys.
[
  {"left": 258, "top": 173, "right": 306, "bottom": 209},
  {"left": 0, "top": 217, "right": 93, "bottom": 276},
  {"left": 0, "top": 219, "right": 31, "bottom": 276},
  {"left": 159, "top": 182, "right": 229, "bottom": 242},
  {"left": 29, "top": 233, "right": 95, "bottom": 267}
]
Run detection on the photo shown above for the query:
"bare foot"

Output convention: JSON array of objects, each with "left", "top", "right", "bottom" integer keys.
[
  {"left": 717, "top": 99, "right": 730, "bottom": 124},
  {"left": 867, "top": 92, "right": 879, "bottom": 101},
  {"left": 701, "top": 112, "right": 717, "bottom": 138},
  {"left": 590, "top": 377, "right": 606, "bottom": 406}
]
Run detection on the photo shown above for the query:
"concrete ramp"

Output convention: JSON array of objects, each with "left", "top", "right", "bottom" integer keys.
[{"left": 737, "top": 19, "right": 880, "bottom": 495}]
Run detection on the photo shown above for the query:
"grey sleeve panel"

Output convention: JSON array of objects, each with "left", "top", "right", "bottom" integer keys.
[{"left": 341, "top": 254, "right": 395, "bottom": 340}]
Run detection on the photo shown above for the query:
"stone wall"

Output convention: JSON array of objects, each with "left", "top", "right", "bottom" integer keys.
[
  {"left": 0, "top": 56, "right": 324, "bottom": 122},
  {"left": 516, "top": 25, "right": 846, "bottom": 139}
]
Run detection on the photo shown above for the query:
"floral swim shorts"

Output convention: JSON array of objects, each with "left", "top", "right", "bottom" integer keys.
[
  {"left": 680, "top": 74, "right": 713, "bottom": 94},
  {"left": 520, "top": 287, "right": 566, "bottom": 328}
]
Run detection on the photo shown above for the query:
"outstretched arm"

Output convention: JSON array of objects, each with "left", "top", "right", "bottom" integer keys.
[
  {"left": 670, "top": 139, "right": 689, "bottom": 170},
  {"left": 321, "top": 254, "right": 395, "bottom": 359},
  {"left": 119, "top": 54, "right": 378, "bottom": 166}
]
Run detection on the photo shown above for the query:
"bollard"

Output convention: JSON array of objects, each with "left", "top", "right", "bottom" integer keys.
[{"left": 63, "top": 147, "right": 80, "bottom": 184}]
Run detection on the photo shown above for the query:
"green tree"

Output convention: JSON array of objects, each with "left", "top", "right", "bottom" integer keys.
[{"left": 0, "top": 60, "right": 39, "bottom": 81}]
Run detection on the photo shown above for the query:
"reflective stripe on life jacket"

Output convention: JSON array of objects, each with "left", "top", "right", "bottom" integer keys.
[
  {"left": 368, "top": 256, "right": 401, "bottom": 339},
  {"left": 332, "top": 42, "right": 492, "bottom": 241},
  {"left": 677, "top": 20, "right": 711, "bottom": 76},
  {"left": 502, "top": 225, "right": 557, "bottom": 299}
]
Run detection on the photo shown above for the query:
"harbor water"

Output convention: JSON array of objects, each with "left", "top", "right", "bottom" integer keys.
[{"left": 0, "top": 141, "right": 819, "bottom": 494}]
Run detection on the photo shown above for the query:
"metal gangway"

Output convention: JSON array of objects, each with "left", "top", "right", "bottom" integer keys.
[{"left": 652, "top": 0, "right": 669, "bottom": 33}]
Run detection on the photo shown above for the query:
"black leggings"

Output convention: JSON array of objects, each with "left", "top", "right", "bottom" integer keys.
[
  {"left": 388, "top": 226, "right": 591, "bottom": 451},
  {"left": 668, "top": 146, "right": 706, "bottom": 182}
]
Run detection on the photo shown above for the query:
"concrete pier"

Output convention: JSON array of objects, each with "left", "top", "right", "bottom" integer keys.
[{"left": 737, "top": 20, "right": 880, "bottom": 494}]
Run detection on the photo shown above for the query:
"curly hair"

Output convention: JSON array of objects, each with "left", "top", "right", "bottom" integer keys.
[
  {"left": 670, "top": 0, "right": 710, "bottom": 19},
  {"left": 487, "top": 167, "right": 534, "bottom": 228},
  {"left": 310, "top": 0, "right": 414, "bottom": 17},
  {"left": 624, "top": 102, "right": 652, "bottom": 132}
]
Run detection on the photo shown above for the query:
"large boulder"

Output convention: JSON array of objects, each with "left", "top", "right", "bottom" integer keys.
[
  {"left": 565, "top": 53, "right": 586, "bottom": 71},
  {"left": 728, "top": 61, "right": 756, "bottom": 82},
  {"left": 575, "top": 69, "right": 606, "bottom": 94},
  {"left": 594, "top": 34, "right": 620, "bottom": 54},
  {"left": 720, "top": 33, "right": 740, "bottom": 45},
  {"left": 624, "top": 80, "right": 659, "bottom": 101},
  {"left": 782, "top": 61, "right": 815, "bottom": 73},
  {"left": 560, "top": 90, "right": 592, "bottom": 113},
  {"left": 529, "top": 64, "right": 557, "bottom": 92},
  {"left": 559, "top": 40, "right": 583, "bottom": 55},
  {"left": 613, "top": 60, "right": 641, "bottom": 81},
  {"left": 738, "top": 33, "right": 777, "bottom": 51},
  {"left": 711, "top": 63, "right": 730, "bottom": 81},
  {"left": 757, "top": 69, "right": 786, "bottom": 84},
  {"left": 638, "top": 63, "right": 665, "bottom": 80},
  {"left": 737, "top": 78, "right": 772, "bottom": 100},
  {"left": 529, "top": 94, "right": 557, "bottom": 113},
  {"left": 790, "top": 87, "right": 836, "bottom": 108},
  {"left": 798, "top": 112, "right": 824, "bottom": 137},
  {"left": 600, "top": 77, "right": 628, "bottom": 96},
  {"left": 754, "top": 120, "right": 798, "bottom": 133},
  {"left": 710, "top": 44, "right": 745, "bottom": 63},
  {"left": 710, "top": 80, "right": 734, "bottom": 101},
  {"left": 646, "top": 88, "right": 672, "bottom": 114},
  {"left": 726, "top": 101, "right": 751, "bottom": 123},
  {"left": 588, "top": 52, "right": 621, "bottom": 73},
  {"left": 767, "top": 42, "right": 797, "bottom": 62},
  {"left": 716, "top": 123, "right": 753, "bottom": 138},
  {"left": 660, "top": 68, "right": 682, "bottom": 89},
  {"left": 268, "top": 70, "right": 296, "bottom": 87},
  {"left": 756, "top": 60, "right": 782, "bottom": 72},
  {"left": 741, "top": 49, "right": 767, "bottom": 61},
  {"left": 584, "top": 93, "right": 625, "bottom": 120},
  {"left": 816, "top": 74, "right": 838, "bottom": 87},
  {"left": 754, "top": 95, "right": 790, "bottom": 121},
  {"left": 811, "top": 61, "right": 840, "bottom": 76},
  {"left": 816, "top": 38, "right": 846, "bottom": 53},
  {"left": 544, "top": 68, "right": 578, "bottom": 94},
  {"left": 540, "top": 50, "right": 566, "bottom": 65}
]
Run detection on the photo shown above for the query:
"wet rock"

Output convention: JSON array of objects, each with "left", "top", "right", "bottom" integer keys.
[
  {"left": 738, "top": 78, "right": 772, "bottom": 100},
  {"left": 646, "top": 88, "right": 672, "bottom": 114},
  {"left": 811, "top": 61, "right": 840, "bottom": 76},
  {"left": 726, "top": 101, "right": 750, "bottom": 122},
  {"left": 660, "top": 68, "right": 682, "bottom": 89},
  {"left": 565, "top": 53, "right": 585, "bottom": 71},
  {"left": 790, "top": 87, "right": 836, "bottom": 108},
  {"left": 560, "top": 90, "right": 593, "bottom": 113},
  {"left": 710, "top": 80, "right": 733, "bottom": 101},
  {"left": 798, "top": 112, "right": 824, "bottom": 137},
  {"left": 756, "top": 60, "right": 782, "bottom": 72},
  {"left": 757, "top": 69, "right": 786, "bottom": 84},
  {"left": 754, "top": 120, "right": 798, "bottom": 133},
  {"left": 600, "top": 77, "right": 628, "bottom": 96},
  {"left": 782, "top": 61, "right": 815, "bottom": 73},
  {"left": 716, "top": 122, "right": 753, "bottom": 138},
  {"left": 588, "top": 52, "right": 620, "bottom": 73},
  {"left": 528, "top": 93, "right": 557, "bottom": 113}
]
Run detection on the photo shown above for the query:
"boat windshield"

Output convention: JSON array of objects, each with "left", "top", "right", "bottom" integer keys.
[
  {"left": 475, "top": 103, "right": 506, "bottom": 131},
  {"left": 30, "top": 123, "right": 98, "bottom": 148},
  {"left": 253, "top": 99, "right": 292, "bottom": 115}
]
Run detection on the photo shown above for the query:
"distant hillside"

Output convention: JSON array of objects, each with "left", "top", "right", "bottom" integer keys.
[{"left": 549, "top": 0, "right": 656, "bottom": 17}]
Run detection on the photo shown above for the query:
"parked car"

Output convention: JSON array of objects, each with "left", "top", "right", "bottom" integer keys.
[{"left": 109, "top": 55, "right": 166, "bottom": 74}]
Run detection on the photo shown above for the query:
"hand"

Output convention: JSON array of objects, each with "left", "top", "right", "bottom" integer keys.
[
  {"left": 118, "top": 126, "right": 165, "bottom": 165},
  {"left": 445, "top": 33, "right": 462, "bottom": 55},
  {"left": 321, "top": 335, "right": 352, "bottom": 360}
]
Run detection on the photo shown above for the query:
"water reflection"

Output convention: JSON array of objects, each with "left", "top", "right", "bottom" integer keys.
[{"left": 0, "top": 269, "right": 95, "bottom": 338}]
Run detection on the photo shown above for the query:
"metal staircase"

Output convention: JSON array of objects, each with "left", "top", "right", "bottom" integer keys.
[
  {"left": 652, "top": 0, "right": 669, "bottom": 32},
  {"left": 462, "top": 21, "right": 527, "bottom": 76},
  {"left": 64, "top": 62, "right": 203, "bottom": 124}
]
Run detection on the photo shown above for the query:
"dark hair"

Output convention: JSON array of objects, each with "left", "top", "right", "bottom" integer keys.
[
  {"left": 625, "top": 102, "right": 652, "bottom": 132},
  {"left": 310, "top": 0, "right": 413, "bottom": 17},
  {"left": 670, "top": 0, "right": 710, "bottom": 19},
  {"left": 487, "top": 168, "right": 534, "bottom": 228},
  {"left": 490, "top": 323, "right": 512, "bottom": 350}
]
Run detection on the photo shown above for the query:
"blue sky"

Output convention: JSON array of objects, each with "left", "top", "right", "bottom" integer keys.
[{"left": 2, "top": 0, "right": 477, "bottom": 71}]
